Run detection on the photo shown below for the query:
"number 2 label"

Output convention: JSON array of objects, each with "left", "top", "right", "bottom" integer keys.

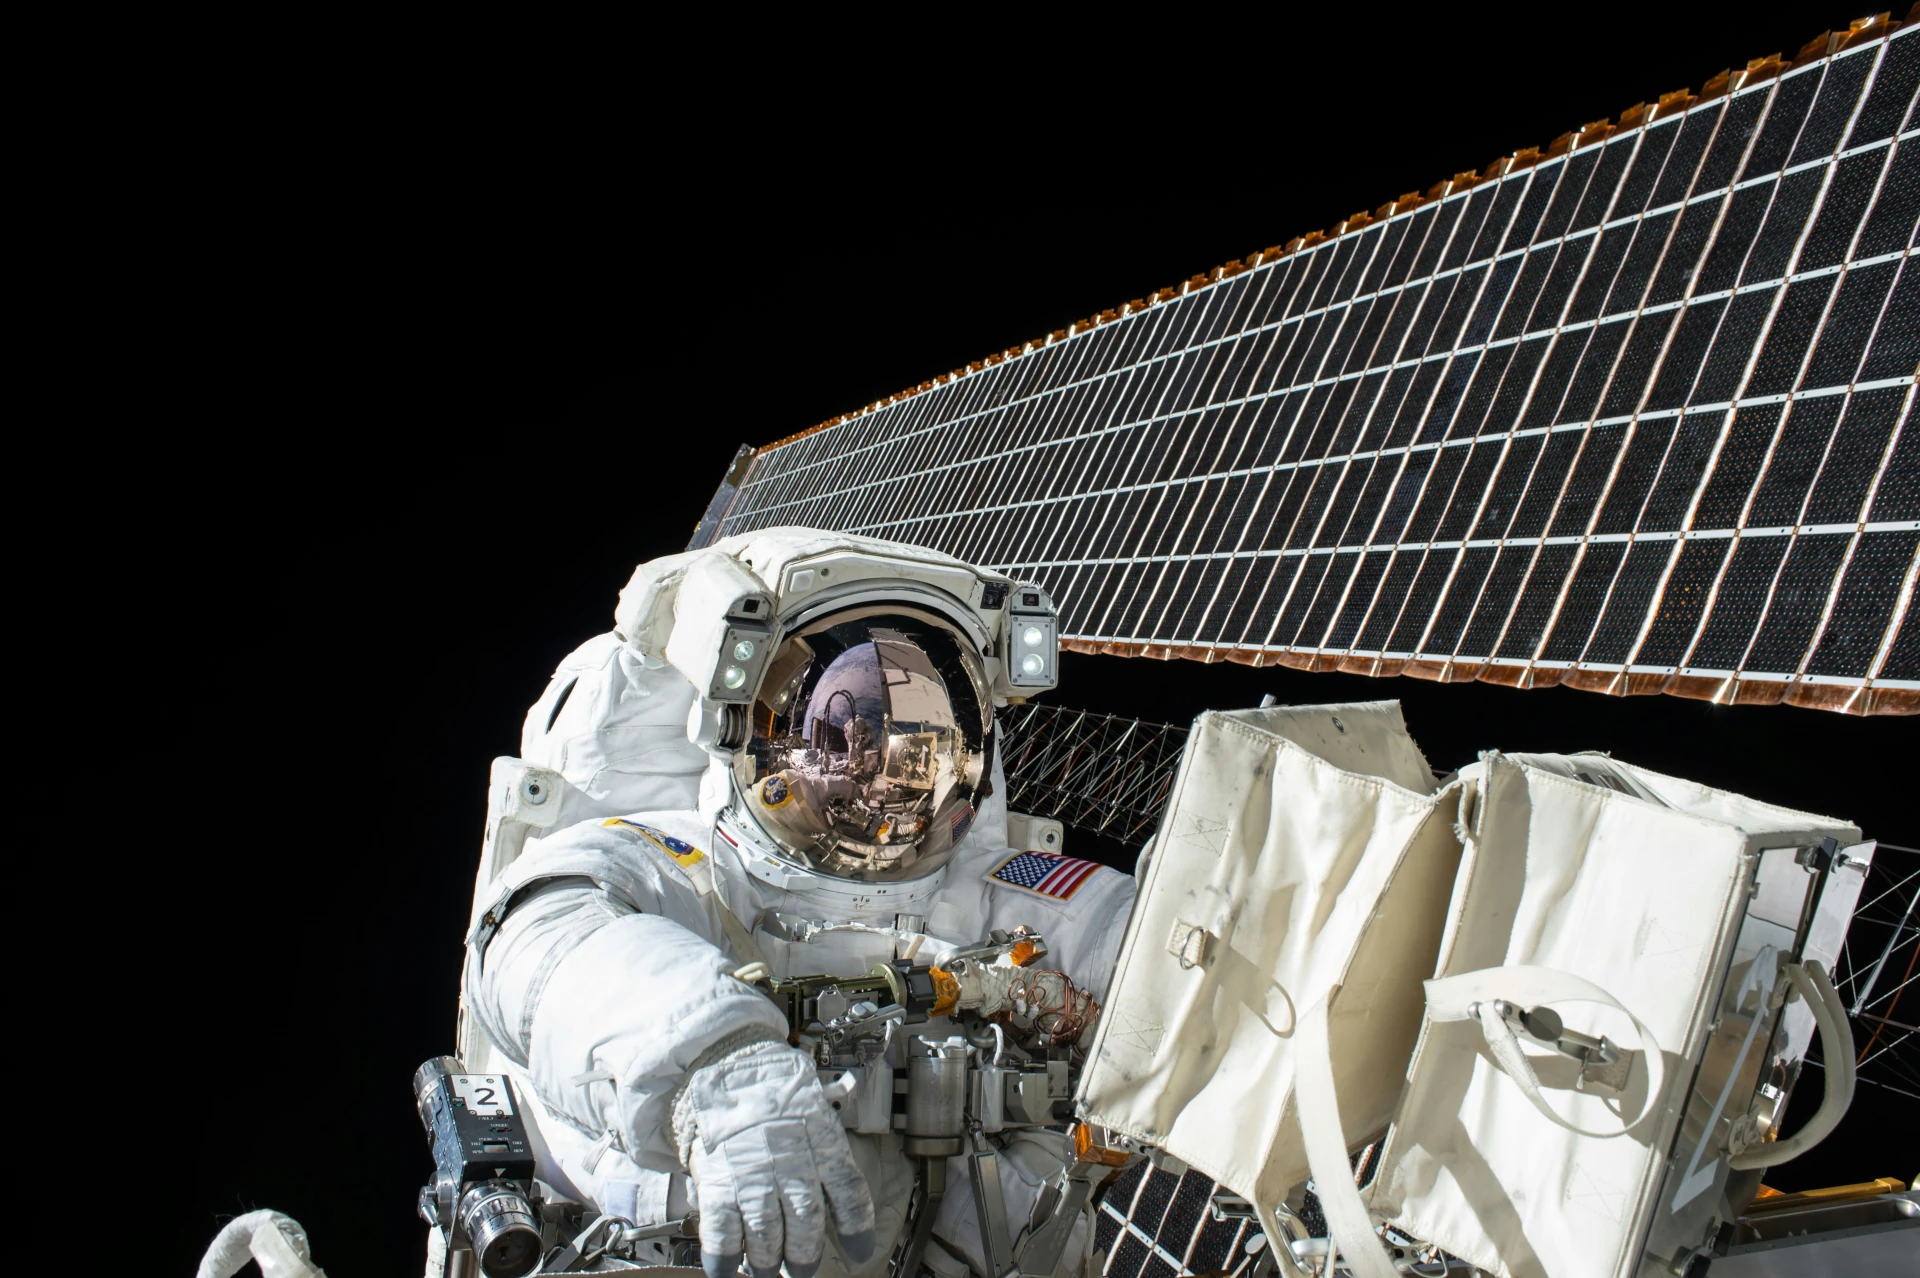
[{"left": 452, "top": 1074, "right": 514, "bottom": 1117}]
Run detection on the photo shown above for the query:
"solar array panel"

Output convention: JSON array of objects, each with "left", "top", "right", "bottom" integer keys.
[
  {"left": 1091, "top": 1148, "right": 1404, "bottom": 1278},
  {"left": 1093, "top": 1160, "right": 1262, "bottom": 1278},
  {"left": 701, "top": 21, "right": 1920, "bottom": 715}
]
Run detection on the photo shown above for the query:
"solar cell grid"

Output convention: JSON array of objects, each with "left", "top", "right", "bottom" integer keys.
[
  {"left": 1461, "top": 545, "right": 1536, "bottom": 655},
  {"left": 1541, "top": 541, "right": 1631, "bottom": 662},
  {"left": 1745, "top": 533, "right": 1855, "bottom": 672},
  {"left": 1107, "top": 1232, "right": 1150, "bottom": 1278},
  {"left": 711, "top": 27, "right": 1920, "bottom": 715}
]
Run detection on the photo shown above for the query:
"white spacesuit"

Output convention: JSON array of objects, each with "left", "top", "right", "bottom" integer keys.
[{"left": 457, "top": 529, "right": 1136, "bottom": 1278}]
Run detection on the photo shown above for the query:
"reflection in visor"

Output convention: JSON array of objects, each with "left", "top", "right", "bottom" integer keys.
[
  {"left": 884, "top": 732, "right": 938, "bottom": 790},
  {"left": 736, "top": 616, "right": 991, "bottom": 883}
]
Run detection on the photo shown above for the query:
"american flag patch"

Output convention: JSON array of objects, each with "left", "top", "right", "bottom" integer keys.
[{"left": 988, "top": 850, "right": 1101, "bottom": 902}]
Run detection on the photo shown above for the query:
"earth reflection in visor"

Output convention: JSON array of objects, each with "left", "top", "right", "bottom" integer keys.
[{"left": 737, "top": 613, "right": 991, "bottom": 882}]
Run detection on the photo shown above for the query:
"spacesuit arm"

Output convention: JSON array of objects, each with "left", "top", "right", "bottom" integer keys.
[{"left": 474, "top": 876, "right": 789, "bottom": 1173}]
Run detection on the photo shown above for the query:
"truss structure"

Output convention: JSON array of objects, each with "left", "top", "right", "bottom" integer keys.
[
  {"left": 998, "top": 703, "right": 1188, "bottom": 847},
  {"left": 1821, "top": 840, "right": 1920, "bottom": 1098}
]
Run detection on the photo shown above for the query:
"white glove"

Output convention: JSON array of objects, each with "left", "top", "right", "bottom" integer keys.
[{"left": 676, "top": 1037, "right": 877, "bottom": 1278}]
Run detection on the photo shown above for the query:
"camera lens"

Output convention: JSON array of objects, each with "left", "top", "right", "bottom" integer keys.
[{"left": 459, "top": 1182, "right": 542, "bottom": 1277}]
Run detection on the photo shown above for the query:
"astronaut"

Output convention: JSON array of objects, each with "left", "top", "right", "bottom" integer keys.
[{"left": 457, "top": 529, "right": 1136, "bottom": 1278}]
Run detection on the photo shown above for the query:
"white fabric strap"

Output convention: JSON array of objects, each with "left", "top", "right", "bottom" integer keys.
[
  {"left": 1293, "top": 991, "right": 1401, "bottom": 1278},
  {"left": 1729, "top": 961, "right": 1854, "bottom": 1170},
  {"left": 582, "top": 1127, "right": 620, "bottom": 1174},
  {"left": 1425, "top": 964, "right": 1666, "bottom": 1139},
  {"left": 1473, "top": 1003, "right": 1570, "bottom": 1130},
  {"left": 683, "top": 841, "right": 771, "bottom": 969},
  {"left": 1294, "top": 969, "right": 1668, "bottom": 1278}
]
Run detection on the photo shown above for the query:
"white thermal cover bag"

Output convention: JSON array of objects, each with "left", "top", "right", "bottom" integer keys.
[
  {"left": 1078, "top": 701, "right": 1462, "bottom": 1243},
  {"left": 1299, "top": 752, "right": 1860, "bottom": 1278}
]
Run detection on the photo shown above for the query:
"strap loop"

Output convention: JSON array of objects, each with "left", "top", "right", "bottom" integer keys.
[
  {"left": 1728, "top": 961, "right": 1854, "bottom": 1170},
  {"left": 1294, "top": 991, "right": 1401, "bottom": 1278},
  {"left": 1293, "top": 968, "right": 1667, "bottom": 1278},
  {"left": 1426, "top": 965, "right": 1666, "bottom": 1139},
  {"left": 581, "top": 1127, "right": 620, "bottom": 1174}
]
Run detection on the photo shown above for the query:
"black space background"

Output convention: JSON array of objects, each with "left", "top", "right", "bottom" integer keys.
[{"left": 117, "top": 10, "right": 1913, "bottom": 1274}]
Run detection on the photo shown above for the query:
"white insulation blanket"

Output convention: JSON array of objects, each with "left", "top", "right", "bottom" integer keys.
[{"left": 1078, "top": 701, "right": 1461, "bottom": 1210}]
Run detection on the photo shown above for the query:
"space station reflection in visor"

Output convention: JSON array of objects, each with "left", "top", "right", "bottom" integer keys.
[{"left": 738, "top": 614, "right": 990, "bottom": 882}]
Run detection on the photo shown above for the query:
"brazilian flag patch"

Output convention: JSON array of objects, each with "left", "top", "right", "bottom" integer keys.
[{"left": 602, "top": 817, "right": 705, "bottom": 868}]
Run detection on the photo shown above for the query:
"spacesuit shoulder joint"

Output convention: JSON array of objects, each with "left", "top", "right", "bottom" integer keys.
[{"left": 468, "top": 873, "right": 597, "bottom": 961}]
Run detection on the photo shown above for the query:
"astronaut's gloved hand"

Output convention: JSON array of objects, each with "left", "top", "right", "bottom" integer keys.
[{"left": 675, "top": 1035, "right": 877, "bottom": 1278}]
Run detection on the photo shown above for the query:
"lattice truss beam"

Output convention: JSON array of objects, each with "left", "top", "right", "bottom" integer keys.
[
  {"left": 703, "top": 19, "right": 1920, "bottom": 714},
  {"left": 1820, "top": 841, "right": 1920, "bottom": 1099},
  {"left": 998, "top": 703, "right": 1188, "bottom": 847}
]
